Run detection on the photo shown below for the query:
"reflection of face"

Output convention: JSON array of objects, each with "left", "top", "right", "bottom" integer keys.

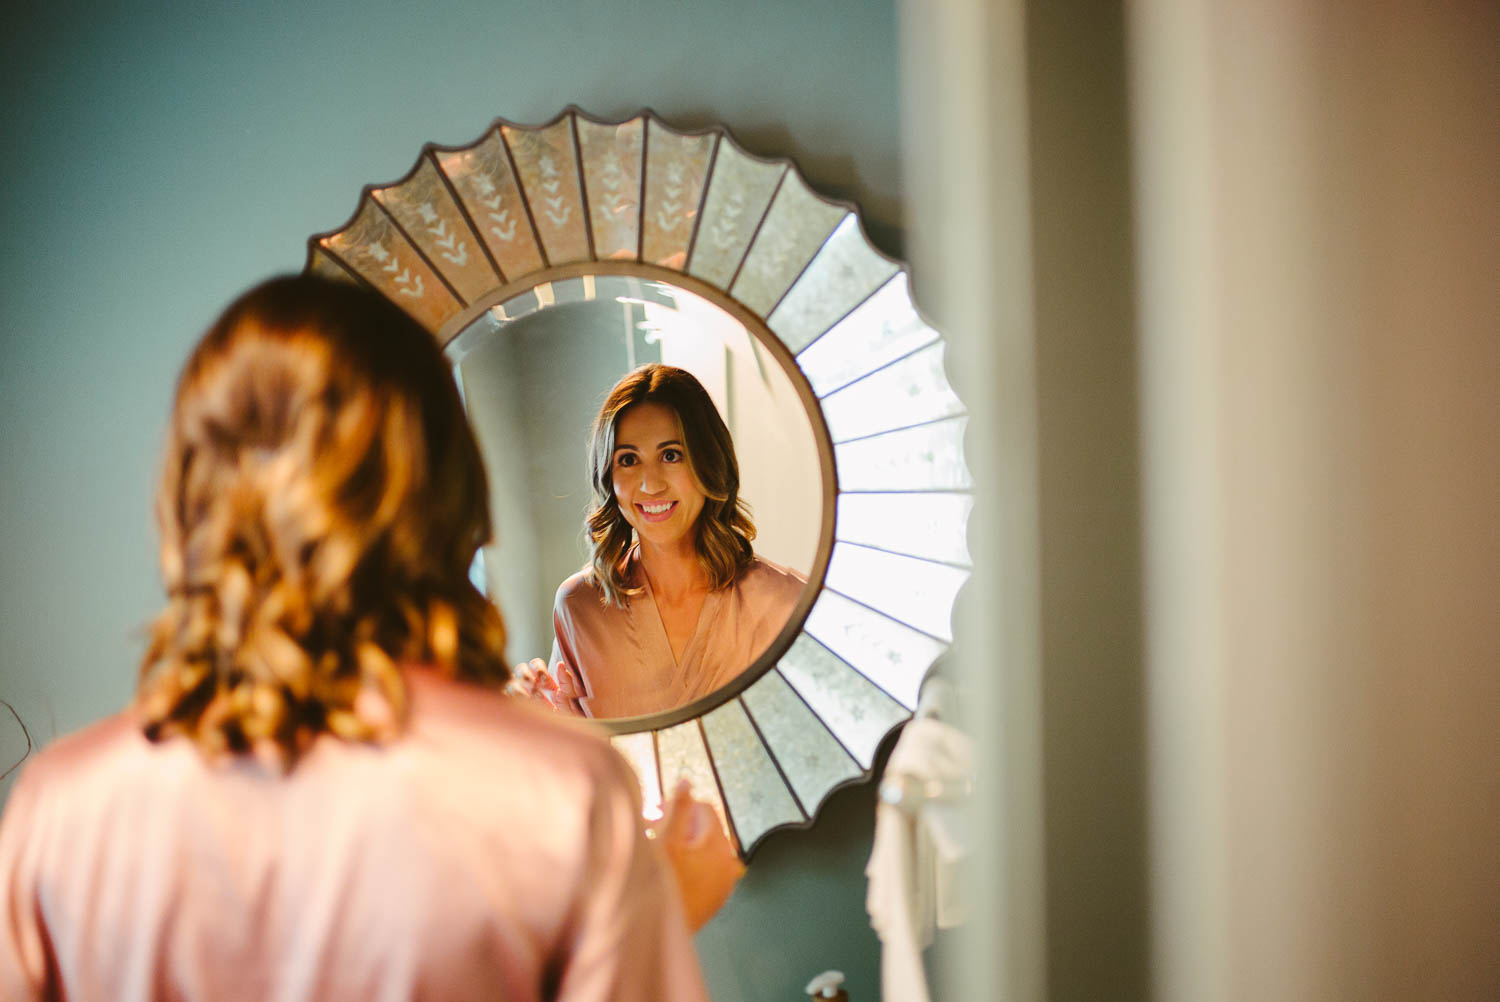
[{"left": 611, "top": 402, "right": 707, "bottom": 554}]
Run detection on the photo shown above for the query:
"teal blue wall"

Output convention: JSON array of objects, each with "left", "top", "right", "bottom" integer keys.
[{"left": 0, "top": 2, "right": 901, "bottom": 998}]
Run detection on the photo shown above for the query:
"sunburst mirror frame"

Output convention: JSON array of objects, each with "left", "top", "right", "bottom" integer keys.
[{"left": 305, "top": 108, "right": 972, "bottom": 859}]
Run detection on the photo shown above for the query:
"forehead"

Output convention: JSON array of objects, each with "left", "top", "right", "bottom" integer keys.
[{"left": 614, "top": 401, "right": 682, "bottom": 447}]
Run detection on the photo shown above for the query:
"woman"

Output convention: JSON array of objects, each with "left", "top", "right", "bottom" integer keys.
[
  {"left": 0, "top": 277, "right": 711, "bottom": 1001},
  {"left": 520, "top": 363, "right": 806, "bottom": 720}
]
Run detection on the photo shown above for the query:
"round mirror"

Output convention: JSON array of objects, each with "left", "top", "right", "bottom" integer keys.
[
  {"left": 446, "top": 272, "right": 831, "bottom": 726},
  {"left": 305, "top": 108, "right": 970, "bottom": 858}
]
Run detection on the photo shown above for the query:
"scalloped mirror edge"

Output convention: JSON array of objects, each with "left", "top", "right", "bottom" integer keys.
[{"left": 303, "top": 106, "right": 972, "bottom": 860}]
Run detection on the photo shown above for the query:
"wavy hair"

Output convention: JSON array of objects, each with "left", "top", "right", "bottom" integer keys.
[
  {"left": 585, "top": 363, "right": 755, "bottom": 605},
  {"left": 137, "top": 275, "right": 508, "bottom": 768}
]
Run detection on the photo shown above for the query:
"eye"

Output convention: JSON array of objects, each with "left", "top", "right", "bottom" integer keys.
[
  {"left": 662, "top": 448, "right": 683, "bottom": 463},
  {"left": 615, "top": 453, "right": 638, "bottom": 468}
]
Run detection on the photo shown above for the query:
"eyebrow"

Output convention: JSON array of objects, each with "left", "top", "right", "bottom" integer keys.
[{"left": 614, "top": 438, "right": 684, "bottom": 453}]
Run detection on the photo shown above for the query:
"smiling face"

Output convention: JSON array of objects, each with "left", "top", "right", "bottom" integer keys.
[{"left": 610, "top": 401, "right": 708, "bottom": 557}]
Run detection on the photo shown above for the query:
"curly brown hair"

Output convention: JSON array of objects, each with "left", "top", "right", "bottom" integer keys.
[
  {"left": 585, "top": 363, "right": 755, "bottom": 606},
  {"left": 137, "top": 275, "right": 508, "bottom": 767}
]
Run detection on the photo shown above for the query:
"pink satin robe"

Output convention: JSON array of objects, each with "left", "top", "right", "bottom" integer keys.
[
  {"left": 0, "top": 669, "right": 709, "bottom": 1002},
  {"left": 551, "top": 554, "right": 807, "bottom": 720}
]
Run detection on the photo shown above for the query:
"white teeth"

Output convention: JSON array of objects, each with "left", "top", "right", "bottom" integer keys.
[{"left": 641, "top": 502, "right": 673, "bottom": 514}]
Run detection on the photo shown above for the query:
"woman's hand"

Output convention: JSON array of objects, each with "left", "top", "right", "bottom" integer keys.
[
  {"left": 649, "top": 781, "right": 746, "bottom": 931},
  {"left": 506, "top": 658, "right": 584, "bottom": 716}
]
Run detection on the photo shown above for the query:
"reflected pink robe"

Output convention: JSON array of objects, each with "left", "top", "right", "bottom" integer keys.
[
  {"left": 551, "top": 554, "right": 806, "bottom": 720},
  {"left": 0, "top": 669, "right": 708, "bottom": 1002}
]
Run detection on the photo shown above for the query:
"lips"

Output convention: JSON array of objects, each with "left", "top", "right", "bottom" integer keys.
[{"left": 635, "top": 500, "right": 678, "bottom": 523}]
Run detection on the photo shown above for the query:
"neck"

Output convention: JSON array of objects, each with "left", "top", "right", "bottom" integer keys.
[{"left": 637, "top": 539, "right": 708, "bottom": 603}]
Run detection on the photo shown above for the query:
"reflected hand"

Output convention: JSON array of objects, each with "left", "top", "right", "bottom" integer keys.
[
  {"left": 506, "top": 658, "right": 584, "bottom": 716},
  {"left": 650, "top": 780, "right": 746, "bottom": 931}
]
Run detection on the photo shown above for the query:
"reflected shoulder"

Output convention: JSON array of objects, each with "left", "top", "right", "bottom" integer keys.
[
  {"left": 745, "top": 553, "right": 808, "bottom": 589},
  {"left": 554, "top": 566, "right": 603, "bottom": 608}
]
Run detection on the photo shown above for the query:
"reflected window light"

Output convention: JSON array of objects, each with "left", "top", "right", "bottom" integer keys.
[
  {"left": 836, "top": 492, "right": 974, "bottom": 566},
  {"left": 822, "top": 542, "right": 968, "bottom": 643},
  {"left": 795, "top": 273, "right": 937, "bottom": 395},
  {"left": 835, "top": 416, "right": 973, "bottom": 492},
  {"left": 820, "top": 341, "right": 964, "bottom": 443},
  {"left": 610, "top": 732, "right": 664, "bottom": 820}
]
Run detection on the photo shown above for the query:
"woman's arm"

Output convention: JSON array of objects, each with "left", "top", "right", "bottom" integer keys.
[{"left": 649, "top": 782, "right": 746, "bottom": 932}]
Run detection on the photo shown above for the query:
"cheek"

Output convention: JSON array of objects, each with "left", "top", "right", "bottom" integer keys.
[{"left": 681, "top": 483, "right": 708, "bottom": 520}]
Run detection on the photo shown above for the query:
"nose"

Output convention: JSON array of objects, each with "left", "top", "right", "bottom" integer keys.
[{"left": 639, "top": 463, "right": 667, "bottom": 494}]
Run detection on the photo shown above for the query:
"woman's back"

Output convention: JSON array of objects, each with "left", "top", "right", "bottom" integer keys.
[
  {"left": 0, "top": 669, "right": 705, "bottom": 1001},
  {"left": 0, "top": 276, "right": 711, "bottom": 1000}
]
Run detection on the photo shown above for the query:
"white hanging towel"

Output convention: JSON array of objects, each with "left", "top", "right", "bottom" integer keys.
[{"left": 865, "top": 685, "right": 973, "bottom": 1002}]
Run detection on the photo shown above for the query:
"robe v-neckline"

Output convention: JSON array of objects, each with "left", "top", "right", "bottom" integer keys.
[{"left": 634, "top": 557, "right": 720, "bottom": 668}]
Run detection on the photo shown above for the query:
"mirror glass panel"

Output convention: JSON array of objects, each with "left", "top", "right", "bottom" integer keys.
[{"left": 447, "top": 274, "right": 823, "bottom": 721}]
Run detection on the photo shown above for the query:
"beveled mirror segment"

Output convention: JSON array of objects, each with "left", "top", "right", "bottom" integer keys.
[
  {"left": 686, "top": 139, "right": 784, "bottom": 288},
  {"left": 433, "top": 133, "right": 547, "bottom": 281},
  {"left": 835, "top": 492, "right": 975, "bottom": 566},
  {"left": 775, "top": 635, "right": 909, "bottom": 769},
  {"left": 823, "top": 542, "right": 967, "bottom": 643},
  {"left": 795, "top": 277, "right": 941, "bottom": 397},
  {"left": 729, "top": 176, "right": 847, "bottom": 316},
  {"left": 802, "top": 589, "right": 949, "bottom": 710},
  {"left": 834, "top": 416, "right": 974, "bottom": 494},
  {"left": 307, "top": 247, "right": 356, "bottom": 284},
  {"left": 306, "top": 109, "right": 969, "bottom": 860},
  {"left": 740, "top": 671, "right": 861, "bottom": 814},
  {"left": 656, "top": 719, "right": 731, "bottom": 835},
  {"left": 502, "top": 119, "right": 591, "bottom": 265},
  {"left": 372, "top": 159, "right": 500, "bottom": 303},
  {"left": 702, "top": 700, "right": 805, "bottom": 849},
  {"left": 320, "top": 200, "right": 460, "bottom": 330},
  {"left": 767, "top": 216, "right": 902, "bottom": 354},
  {"left": 641, "top": 122, "right": 714, "bottom": 270},
  {"left": 575, "top": 114, "right": 643, "bottom": 260},
  {"left": 819, "top": 342, "right": 965, "bottom": 443}
]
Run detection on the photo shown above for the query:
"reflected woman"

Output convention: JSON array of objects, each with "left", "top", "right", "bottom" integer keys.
[{"left": 523, "top": 364, "right": 805, "bottom": 720}]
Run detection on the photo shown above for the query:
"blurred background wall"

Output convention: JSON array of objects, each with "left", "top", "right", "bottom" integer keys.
[{"left": 904, "top": 0, "right": 1500, "bottom": 999}]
